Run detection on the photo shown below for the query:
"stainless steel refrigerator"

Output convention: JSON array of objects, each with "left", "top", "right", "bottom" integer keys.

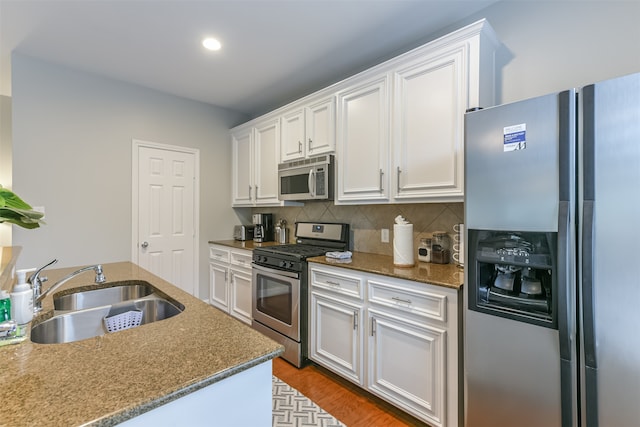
[{"left": 463, "top": 72, "right": 640, "bottom": 427}]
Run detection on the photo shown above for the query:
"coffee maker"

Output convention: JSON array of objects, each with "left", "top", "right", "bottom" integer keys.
[{"left": 252, "top": 213, "right": 274, "bottom": 243}]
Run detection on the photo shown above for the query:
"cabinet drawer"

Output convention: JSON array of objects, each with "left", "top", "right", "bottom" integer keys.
[
  {"left": 310, "top": 267, "right": 364, "bottom": 300},
  {"left": 230, "top": 250, "right": 252, "bottom": 269},
  {"left": 209, "top": 246, "right": 230, "bottom": 263},
  {"left": 368, "top": 279, "right": 447, "bottom": 323}
]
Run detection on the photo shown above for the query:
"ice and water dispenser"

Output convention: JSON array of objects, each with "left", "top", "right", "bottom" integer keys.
[{"left": 467, "top": 229, "right": 557, "bottom": 328}]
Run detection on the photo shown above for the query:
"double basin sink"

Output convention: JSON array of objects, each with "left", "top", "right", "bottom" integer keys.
[{"left": 30, "top": 280, "right": 184, "bottom": 344}]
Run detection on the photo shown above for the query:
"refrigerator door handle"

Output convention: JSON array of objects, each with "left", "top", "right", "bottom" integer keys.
[
  {"left": 582, "top": 202, "right": 597, "bottom": 366},
  {"left": 557, "top": 201, "right": 572, "bottom": 359},
  {"left": 582, "top": 199, "right": 599, "bottom": 426},
  {"left": 558, "top": 200, "right": 576, "bottom": 427},
  {"left": 582, "top": 83, "right": 599, "bottom": 427}
]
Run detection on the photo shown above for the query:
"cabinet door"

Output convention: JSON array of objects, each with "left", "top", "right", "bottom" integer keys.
[
  {"left": 253, "top": 118, "right": 281, "bottom": 205},
  {"left": 368, "top": 309, "right": 446, "bottom": 427},
  {"left": 229, "top": 267, "right": 252, "bottom": 325},
  {"left": 336, "top": 75, "right": 390, "bottom": 203},
  {"left": 281, "top": 108, "right": 306, "bottom": 162},
  {"left": 306, "top": 97, "right": 335, "bottom": 157},
  {"left": 209, "top": 262, "right": 229, "bottom": 311},
  {"left": 393, "top": 47, "right": 466, "bottom": 202},
  {"left": 231, "top": 127, "right": 253, "bottom": 206},
  {"left": 309, "top": 292, "right": 364, "bottom": 386}
]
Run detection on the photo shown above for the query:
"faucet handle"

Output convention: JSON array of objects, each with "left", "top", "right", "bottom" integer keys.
[{"left": 28, "top": 259, "right": 58, "bottom": 285}]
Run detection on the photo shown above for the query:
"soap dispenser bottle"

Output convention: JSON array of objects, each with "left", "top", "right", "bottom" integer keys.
[{"left": 10, "top": 269, "right": 34, "bottom": 325}]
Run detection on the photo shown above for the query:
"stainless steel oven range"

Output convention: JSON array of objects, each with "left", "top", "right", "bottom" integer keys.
[{"left": 252, "top": 222, "right": 350, "bottom": 367}]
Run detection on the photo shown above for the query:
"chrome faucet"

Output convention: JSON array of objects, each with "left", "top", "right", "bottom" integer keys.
[{"left": 29, "top": 259, "right": 106, "bottom": 312}]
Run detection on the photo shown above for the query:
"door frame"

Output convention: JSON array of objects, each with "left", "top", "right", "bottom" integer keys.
[{"left": 131, "top": 139, "right": 200, "bottom": 297}]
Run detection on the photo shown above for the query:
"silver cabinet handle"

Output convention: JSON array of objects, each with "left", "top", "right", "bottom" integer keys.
[
  {"left": 298, "top": 141, "right": 302, "bottom": 153},
  {"left": 353, "top": 312, "right": 358, "bottom": 330},
  {"left": 379, "top": 169, "right": 384, "bottom": 192},
  {"left": 254, "top": 185, "right": 258, "bottom": 200},
  {"left": 397, "top": 166, "right": 402, "bottom": 193},
  {"left": 248, "top": 185, "right": 252, "bottom": 201},
  {"left": 308, "top": 137, "right": 313, "bottom": 151},
  {"left": 326, "top": 280, "right": 340, "bottom": 286},
  {"left": 392, "top": 296, "right": 412, "bottom": 305},
  {"left": 371, "top": 317, "right": 376, "bottom": 336},
  {"left": 141, "top": 241, "right": 149, "bottom": 248}
]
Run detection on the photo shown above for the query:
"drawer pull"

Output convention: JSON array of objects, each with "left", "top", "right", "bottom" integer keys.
[
  {"left": 392, "top": 296, "right": 412, "bottom": 305},
  {"left": 326, "top": 280, "right": 341, "bottom": 287}
]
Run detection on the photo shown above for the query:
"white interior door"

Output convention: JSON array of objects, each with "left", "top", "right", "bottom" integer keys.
[{"left": 133, "top": 140, "right": 198, "bottom": 297}]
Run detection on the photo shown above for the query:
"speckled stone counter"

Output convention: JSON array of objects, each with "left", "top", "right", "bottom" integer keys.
[
  {"left": 0, "top": 261, "right": 283, "bottom": 426},
  {"left": 308, "top": 252, "right": 464, "bottom": 289}
]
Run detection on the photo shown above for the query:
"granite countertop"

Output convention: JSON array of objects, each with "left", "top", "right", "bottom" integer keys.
[
  {"left": 209, "top": 241, "right": 463, "bottom": 290},
  {"left": 0, "top": 261, "right": 283, "bottom": 427},
  {"left": 308, "top": 252, "right": 464, "bottom": 290}
]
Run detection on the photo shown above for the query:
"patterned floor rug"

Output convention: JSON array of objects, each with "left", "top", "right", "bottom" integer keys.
[{"left": 273, "top": 376, "right": 346, "bottom": 427}]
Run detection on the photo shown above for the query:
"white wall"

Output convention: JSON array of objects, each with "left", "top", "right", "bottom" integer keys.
[
  {"left": 449, "top": 1, "right": 640, "bottom": 104},
  {"left": 0, "top": 95, "right": 11, "bottom": 246},
  {"left": 11, "top": 54, "right": 249, "bottom": 298}
]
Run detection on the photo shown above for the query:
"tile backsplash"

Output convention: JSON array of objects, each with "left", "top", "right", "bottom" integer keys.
[{"left": 249, "top": 202, "right": 463, "bottom": 257}]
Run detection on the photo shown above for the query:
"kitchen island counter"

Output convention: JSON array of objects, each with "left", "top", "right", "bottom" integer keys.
[
  {"left": 308, "top": 251, "right": 463, "bottom": 290},
  {"left": 0, "top": 261, "right": 283, "bottom": 426}
]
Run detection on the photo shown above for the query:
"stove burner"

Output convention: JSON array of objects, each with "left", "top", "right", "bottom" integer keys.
[{"left": 259, "top": 244, "right": 329, "bottom": 258}]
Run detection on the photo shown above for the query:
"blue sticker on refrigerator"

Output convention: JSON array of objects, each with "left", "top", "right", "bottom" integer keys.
[{"left": 504, "top": 123, "right": 527, "bottom": 151}]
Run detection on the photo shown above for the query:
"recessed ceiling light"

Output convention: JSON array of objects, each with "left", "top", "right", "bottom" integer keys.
[{"left": 202, "top": 37, "right": 222, "bottom": 51}]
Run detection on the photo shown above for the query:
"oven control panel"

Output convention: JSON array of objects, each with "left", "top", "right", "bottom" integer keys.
[{"left": 253, "top": 253, "right": 303, "bottom": 272}]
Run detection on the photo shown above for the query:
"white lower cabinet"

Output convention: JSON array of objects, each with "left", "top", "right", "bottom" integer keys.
[
  {"left": 209, "top": 244, "right": 252, "bottom": 325},
  {"left": 368, "top": 308, "right": 447, "bottom": 426},
  {"left": 310, "top": 292, "right": 364, "bottom": 385},
  {"left": 308, "top": 263, "right": 460, "bottom": 427}
]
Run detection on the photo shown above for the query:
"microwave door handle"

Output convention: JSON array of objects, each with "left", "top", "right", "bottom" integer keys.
[{"left": 308, "top": 169, "right": 315, "bottom": 197}]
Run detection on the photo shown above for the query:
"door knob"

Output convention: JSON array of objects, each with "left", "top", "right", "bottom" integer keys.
[{"left": 141, "top": 241, "right": 149, "bottom": 248}]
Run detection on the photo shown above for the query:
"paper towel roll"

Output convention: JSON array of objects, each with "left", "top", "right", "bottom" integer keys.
[{"left": 393, "top": 224, "right": 414, "bottom": 267}]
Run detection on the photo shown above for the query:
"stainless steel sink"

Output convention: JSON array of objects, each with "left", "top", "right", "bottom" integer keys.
[
  {"left": 31, "top": 295, "right": 184, "bottom": 344},
  {"left": 54, "top": 280, "right": 155, "bottom": 310}
]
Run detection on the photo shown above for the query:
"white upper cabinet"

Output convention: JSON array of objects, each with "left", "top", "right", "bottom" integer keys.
[
  {"left": 336, "top": 74, "right": 390, "bottom": 203},
  {"left": 231, "top": 127, "right": 253, "bottom": 205},
  {"left": 392, "top": 46, "right": 466, "bottom": 202},
  {"left": 335, "top": 19, "right": 499, "bottom": 204},
  {"left": 280, "top": 96, "right": 335, "bottom": 162},
  {"left": 231, "top": 117, "right": 281, "bottom": 207},
  {"left": 231, "top": 19, "right": 499, "bottom": 206}
]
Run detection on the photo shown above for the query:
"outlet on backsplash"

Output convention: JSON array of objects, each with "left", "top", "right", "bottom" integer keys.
[
  {"left": 246, "top": 201, "right": 464, "bottom": 257},
  {"left": 381, "top": 228, "right": 389, "bottom": 243}
]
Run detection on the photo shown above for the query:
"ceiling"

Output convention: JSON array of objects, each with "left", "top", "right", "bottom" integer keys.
[{"left": 0, "top": 0, "right": 498, "bottom": 118}]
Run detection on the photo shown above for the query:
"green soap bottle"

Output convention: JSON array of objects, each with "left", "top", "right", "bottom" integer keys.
[{"left": 0, "top": 290, "right": 11, "bottom": 321}]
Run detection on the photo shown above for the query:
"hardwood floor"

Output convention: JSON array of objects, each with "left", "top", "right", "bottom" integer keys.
[{"left": 272, "top": 357, "right": 429, "bottom": 427}]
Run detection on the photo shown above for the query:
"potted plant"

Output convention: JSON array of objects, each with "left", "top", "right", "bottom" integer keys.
[{"left": 0, "top": 185, "right": 44, "bottom": 229}]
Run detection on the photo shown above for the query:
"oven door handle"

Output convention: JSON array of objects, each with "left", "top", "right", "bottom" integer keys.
[{"left": 252, "top": 262, "right": 300, "bottom": 279}]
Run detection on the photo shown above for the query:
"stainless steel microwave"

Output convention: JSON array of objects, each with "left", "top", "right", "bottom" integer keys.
[{"left": 278, "top": 155, "right": 334, "bottom": 201}]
